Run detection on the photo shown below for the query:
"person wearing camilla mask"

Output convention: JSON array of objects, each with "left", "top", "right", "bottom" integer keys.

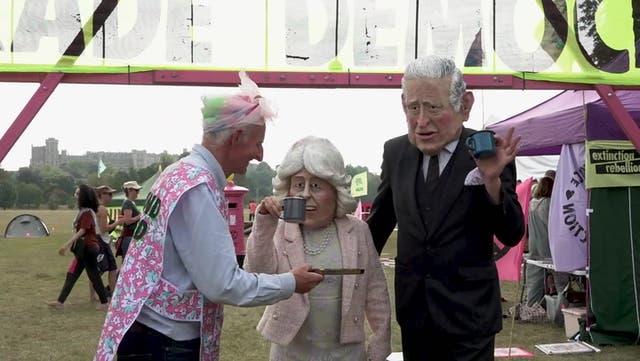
[
  {"left": 367, "top": 55, "right": 524, "bottom": 361},
  {"left": 95, "top": 72, "right": 323, "bottom": 361},
  {"left": 244, "top": 136, "right": 391, "bottom": 361}
]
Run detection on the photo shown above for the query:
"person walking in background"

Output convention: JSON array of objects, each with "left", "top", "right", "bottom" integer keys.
[
  {"left": 47, "top": 184, "right": 110, "bottom": 311},
  {"left": 367, "top": 55, "right": 524, "bottom": 361},
  {"left": 244, "top": 136, "right": 391, "bottom": 361},
  {"left": 248, "top": 199, "right": 257, "bottom": 222},
  {"left": 90, "top": 185, "right": 123, "bottom": 301},
  {"left": 95, "top": 71, "right": 323, "bottom": 361},
  {"left": 525, "top": 176, "right": 569, "bottom": 324},
  {"left": 525, "top": 176, "right": 553, "bottom": 307},
  {"left": 544, "top": 169, "right": 556, "bottom": 180},
  {"left": 115, "top": 180, "right": 142, "bottom": 259}
]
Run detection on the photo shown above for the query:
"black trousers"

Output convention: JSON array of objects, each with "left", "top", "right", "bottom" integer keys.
[
  {"left": 117, "top": 321, "right": 201, "bottom": 361},
  {"left": 401, "top": 324, "right": 495, "bottom": 361},
  {"left": 57, "top": 244, "right": 109, "bottom": 304}
]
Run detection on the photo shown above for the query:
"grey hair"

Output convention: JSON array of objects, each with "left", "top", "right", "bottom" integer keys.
[
  {"left": 401, "top": 56, "right": 467, "bottom": 112},
  {"left": 272, "top": 136, "right": 358, "bottom": 218},
  {"left": 203, "top": 124, "right": 260, "bottom": 146},
  {"left": 203, "top": 128, "right": 234, "bottom": 145}
]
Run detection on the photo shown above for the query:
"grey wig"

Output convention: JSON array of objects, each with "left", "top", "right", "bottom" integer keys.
[
  {"left": 272, "top": 136, "right": 358, "bottom": 218},
  {"left": 401, "top": 55, "right": 467, "bottom": 112}
]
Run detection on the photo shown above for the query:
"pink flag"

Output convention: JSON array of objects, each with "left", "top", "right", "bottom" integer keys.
[
  {"left": 495, "top": 177, "right": 533, "bottom": 281},
  {"left": 354, "top": 200, "right": 363, "bottom": 220}
]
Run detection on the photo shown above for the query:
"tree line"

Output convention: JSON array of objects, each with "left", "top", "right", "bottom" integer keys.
[
  {"left": 0, "top": 155, "right": 380, "bottom": 209},
  {"left": 234, "top": 163, "right": 381, "bottom": 205}
]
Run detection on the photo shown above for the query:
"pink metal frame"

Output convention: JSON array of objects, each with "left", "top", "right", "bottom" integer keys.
[
  {"left": 1, "top": 70, "right": 640, "bottom": 163},
  {"left": 594, "top": 84, "right": 640, "bottom": 150}
]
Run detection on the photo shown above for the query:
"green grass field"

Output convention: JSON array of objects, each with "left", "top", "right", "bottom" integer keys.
[{"left": 0, "top": 210, "right": 637, "bottom": 360}]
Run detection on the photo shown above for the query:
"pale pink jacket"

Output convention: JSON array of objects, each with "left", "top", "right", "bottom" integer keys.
[{"left": 244, "top": 214, "right": 391, "bottom": 361}]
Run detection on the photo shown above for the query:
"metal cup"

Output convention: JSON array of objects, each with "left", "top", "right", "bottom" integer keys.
[
  {"left": 466, "top": 130, "right": 497, "bottom": 159},
  {"left": 281, "top": 197, "right": 306, "bottom": 223}
]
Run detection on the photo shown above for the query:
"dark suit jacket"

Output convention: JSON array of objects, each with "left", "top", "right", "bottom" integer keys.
[{"left": 367, "top": 128, "right": 524, "bottom": 336}]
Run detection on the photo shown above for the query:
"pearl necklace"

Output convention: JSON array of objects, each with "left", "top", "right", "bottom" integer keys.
[{"left": 302, "top": 223, "right": 333, "bottom": 256}]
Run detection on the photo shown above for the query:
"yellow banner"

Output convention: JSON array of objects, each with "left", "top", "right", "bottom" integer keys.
[
  {"left": 350, "top": 171, "right": 368, "bottom": 198},
  {"left": 586, "top": 140, "right": 640, "bottom": 188}
]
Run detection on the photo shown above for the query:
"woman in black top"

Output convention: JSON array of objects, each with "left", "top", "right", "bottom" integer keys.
[{"left": 116, "top": 180, "right": 142, "bottom": 259}]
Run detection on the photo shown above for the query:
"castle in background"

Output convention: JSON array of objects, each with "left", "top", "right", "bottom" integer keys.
[{"left": 30, "top": 138, "right": 179, "bottom": 170}]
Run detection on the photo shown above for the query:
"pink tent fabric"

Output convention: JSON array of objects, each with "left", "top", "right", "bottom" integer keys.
[{"left": 495, "top": 177, "right": 533, "bottom": 281}]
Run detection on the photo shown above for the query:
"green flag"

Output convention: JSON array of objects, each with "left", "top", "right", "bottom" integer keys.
[
  {"left": 350, "top": 171, "right": 368, "bottom": 197},
  {"left": 98, "top": 158, "right": 106, "bottom": 176}
]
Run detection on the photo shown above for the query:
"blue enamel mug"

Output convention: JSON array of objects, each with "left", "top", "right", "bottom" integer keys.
[{"left": 466, "top": 130, "right": 496, "bottom": 159}]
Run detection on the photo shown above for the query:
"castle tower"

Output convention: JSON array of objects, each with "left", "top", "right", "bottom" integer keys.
[{"left": 44, "top": 137, "right": 59, "bottom": 166}]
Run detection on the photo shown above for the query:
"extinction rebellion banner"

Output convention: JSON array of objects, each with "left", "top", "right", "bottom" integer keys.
[{"left": 586, "top": 140, "right": 640, "bottom": 189}]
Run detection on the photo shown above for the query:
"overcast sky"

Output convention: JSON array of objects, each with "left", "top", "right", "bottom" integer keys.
[{"left": 1, "top": 82, "right": 558, "bottom": 179}]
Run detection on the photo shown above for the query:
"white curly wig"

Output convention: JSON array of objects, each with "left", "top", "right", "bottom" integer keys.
[{"left": 272, "top": 136, "right": 358, "bottom": 218}]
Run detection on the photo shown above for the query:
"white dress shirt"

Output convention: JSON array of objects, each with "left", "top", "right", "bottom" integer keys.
[{"left": 422, "top": 140, "right": 459, "bottom": 181}]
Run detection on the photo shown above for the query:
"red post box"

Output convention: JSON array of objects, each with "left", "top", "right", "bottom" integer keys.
[
  {"left": 224, "top": 180, "right": 249, "bottom": 267},
  {"left": 361, "top": 202, "right": 372, "bottom": 222}
]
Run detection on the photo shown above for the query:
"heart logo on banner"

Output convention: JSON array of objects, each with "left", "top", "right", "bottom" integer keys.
[{"left": 566, "top": 190, "right": 574, "bottom": 200}]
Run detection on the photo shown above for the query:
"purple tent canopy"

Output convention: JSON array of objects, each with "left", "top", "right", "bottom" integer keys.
[{"left": 487, "top": 90, "right": 640, "bottom": 156}]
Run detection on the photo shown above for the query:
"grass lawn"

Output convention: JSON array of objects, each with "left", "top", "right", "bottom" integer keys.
[{"left": 0, "top": 210, "right": 637, "bottom": 360}]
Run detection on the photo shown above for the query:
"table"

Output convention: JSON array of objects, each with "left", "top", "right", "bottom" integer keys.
[
  {"left": 524, "top": 258, "right": 588, "bottom": 276},
  {"left": 520, "top": 257, "right": 588, "bottom": 305}
]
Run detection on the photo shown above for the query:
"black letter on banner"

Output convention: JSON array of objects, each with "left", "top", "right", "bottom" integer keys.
[
  {"left": 143, "top": 193, "right": 161, "bottom": 219},
  {"left": 575, "top": 0, "right": 628, "bottom": 73},
  {"left": 540, "top": 0, "right": 569, "bottom": 63}
]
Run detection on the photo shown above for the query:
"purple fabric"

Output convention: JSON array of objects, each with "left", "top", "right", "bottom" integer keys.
[
  {"left": 548, "top": 143, "right": 588, "bottom": 272},
  {"left": 518, "top": 145, "right": 563, "bottom": 156},
  {"left": 586, "top": 104, "right": 640, "bottom": 141},
  {"left": 487, "top": 90, "right": 640, "bottom": 155}
]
